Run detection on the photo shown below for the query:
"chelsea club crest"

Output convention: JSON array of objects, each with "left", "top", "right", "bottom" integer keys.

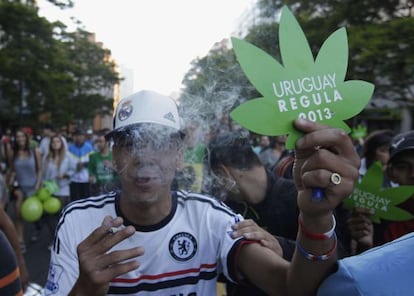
[{"left": 169, "top": 232, "right": 197, "bottom": 261}]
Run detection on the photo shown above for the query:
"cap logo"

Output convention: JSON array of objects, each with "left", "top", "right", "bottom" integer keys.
[
  {"left": 118, "top": 100, "right": 133, "bottom": 122},
  {"left": 392, "top": 137, "right": 405, "bottom": 149},
  {"left": 163, "top": 112, "right": 176, "bottom": 123}
]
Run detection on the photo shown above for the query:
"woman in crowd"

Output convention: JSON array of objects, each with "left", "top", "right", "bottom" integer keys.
[
  {"left": 43, "top": 135, "right": 75, "bottom": 207},
  {"left": 8, "top": 129, "right": 42, "bottom": 248}
]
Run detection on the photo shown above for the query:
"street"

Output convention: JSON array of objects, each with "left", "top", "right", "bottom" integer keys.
[{"left": 23, "top": 216, "right": 57, "bottom": 289}]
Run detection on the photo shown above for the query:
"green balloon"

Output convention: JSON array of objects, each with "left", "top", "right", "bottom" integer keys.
[
  {"left": 21, "top": 197, "right": 43, "bottom": 222},
  {"left": 43, "top": 197, "right": 62, "bottom": 215},
  {"left": 37, "top": 188, "right": 51, "bottom": 202}
]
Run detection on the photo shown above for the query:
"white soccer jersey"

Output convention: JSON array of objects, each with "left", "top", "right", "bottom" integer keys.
[{"left": 44, "top": 191, "right": 246, "bottom": 295}]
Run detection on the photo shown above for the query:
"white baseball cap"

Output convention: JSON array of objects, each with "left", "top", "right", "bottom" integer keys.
[{"left": 106, "top": 90, "right": 181, "bottom": 139}]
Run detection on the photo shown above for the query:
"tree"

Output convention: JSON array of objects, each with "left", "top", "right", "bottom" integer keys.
[
  {"left": 0, "top": 0, "right": 120, "bottom": 129},
  {"left": 59, "top": 29, "right": 119, "bottom": 125},
  {"left": 0, "top": 1, "right": 73, "bottom": 127},
  {"left": 179, "top": 41, "right": 254, "bottom": 133}
]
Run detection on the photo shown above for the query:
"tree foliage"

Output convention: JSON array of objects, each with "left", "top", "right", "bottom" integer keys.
[
  {"left": 179, "top": 43, "right": 253, "bottom": 132},
  {"left": 180, "top": 0, "right": 414, "bottom": 128},
  {"left": 0, "top": 0, "right": 119, "bottom": 129}
]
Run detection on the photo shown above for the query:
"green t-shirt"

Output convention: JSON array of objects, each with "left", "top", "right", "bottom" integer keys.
[{"left": 88, "top": 151, "right": 118, "bottom": 185}]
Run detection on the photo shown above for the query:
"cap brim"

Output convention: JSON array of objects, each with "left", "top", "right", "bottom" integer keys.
[
  {"left": 389, "top": 145, "right": 414, "bottom": 163},
  {"left": 104, "top": 124, "right": 185, "bottom": 142}
]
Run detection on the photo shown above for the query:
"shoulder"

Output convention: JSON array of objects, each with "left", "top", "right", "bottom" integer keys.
[
  {"left": 176, "top": 190, "right": 237, "bottom": 217},
  {"left": 59, "top": 193, "right": 116, "bottom": 224},
  {"left": 89, "top": 151, "right": 99, "bottom": 159},
  {"left": 318, "top": 233, "right": 414, "bottom": 296},
  {"left": 56, "top": 193, "right": 116, "bottom": 233},
  {"left": 64, "top": 193, "right": 116, "bottom": 212}
]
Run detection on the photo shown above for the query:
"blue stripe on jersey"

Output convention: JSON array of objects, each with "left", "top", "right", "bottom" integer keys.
[
  {"left": 176, "top": 191, "right": 237, "bottom": 217},
  {"left": 108, "top": 270, "right": 217, "bottom": 294}
]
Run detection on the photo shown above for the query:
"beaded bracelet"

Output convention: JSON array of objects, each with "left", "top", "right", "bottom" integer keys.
[
  {"left": 296, "top": 232, "right": 337, "bottom": 261},
  {"left": 299, "top": 214, "right": 336, "bottom": 240}
]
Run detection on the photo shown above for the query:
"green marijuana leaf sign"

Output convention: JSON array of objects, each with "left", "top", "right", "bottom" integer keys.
[
  {"left": 343, "top": 162, "right": 414, "bottom": 223},
  {"left": 351, "top": 124, "right": 368, "bottom": 140},
  {"left": 230, "top": 6, "right": 375, "bottom": 149}
]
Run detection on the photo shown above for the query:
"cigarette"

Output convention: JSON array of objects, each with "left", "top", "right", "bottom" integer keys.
[{"left": 108, "top": 227, "right": 120, "bottom": 234}]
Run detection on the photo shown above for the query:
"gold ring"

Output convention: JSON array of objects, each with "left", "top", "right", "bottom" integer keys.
[{"left": 330, "top": 173, "right": 342, "bottom": 185}]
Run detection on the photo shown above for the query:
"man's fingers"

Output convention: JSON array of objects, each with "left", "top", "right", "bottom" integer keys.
[
  {"left": 78, "top": 216, "right": 124, "bottom": 250},
  {"left": 104, "top": 260, "right": 140, "bottom": 280},
  {"left": 231, "top": 220, "right": 269, "bottom": 240},
  {"left": 96, "top": 226, "right": 136, "bottom": 254},
  {"left": 293, "top": 118, "right": 330, "bottom": 133},
  {"left": 294, "top": 119, "right": 360, "bottom": 167},
  {"left": 95, "top": 247, "right": 144, "bottom": 270},
  {"left": 85, "top": 259, "right": 140, "bottom": 285}
]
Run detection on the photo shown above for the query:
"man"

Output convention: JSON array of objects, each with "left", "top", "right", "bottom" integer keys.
[
  {"left": 348, "top": 130, "right": 414, "bottom": 250},
  {"left": 381, "top": 130, "right": 414, "bottom": 242},
  {"left": 0, "top": 230, "right": 23, "bottom": 295},
  {"left": 68, "top": 129, "right": 94, "bottom": 201},
  {"left": 0, "top": 206, "right": 29, "bottom": 292},
  {"left": 317, "top": 232, "right": 414, "bottom": 296},
  {"left": 208, "top": 131, "right": 353, "bottom": 295},
  {"left": 88, "top": 130, "right": 119, "bottom": 196},
  {"left": 44, "top": 90, "right": 359, "bottom": 295},
  {"left": 208, "top": 131, "right": 299, "bottom": 242}
]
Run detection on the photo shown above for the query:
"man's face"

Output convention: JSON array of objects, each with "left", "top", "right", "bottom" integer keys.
[
  {"left": 95, "top": 136, "right": 107, "bottom": 152},
  {"left": 376, "top": 144, "right": 390, "bottom": 166},
  {"left": 74, "top": 134, "right": 85, "bottom": 145},
  {"left": 43, "top": 128, "right": 53, "bottom": 138},
  {"left": 113, "top": 128, "right": 182, "bottom": 201},
  {"left": 387, "top": 150, "right": 414, "bottom": 186},
  {"left": 260, "top": 136, "right": 269, "bottom": 147}
]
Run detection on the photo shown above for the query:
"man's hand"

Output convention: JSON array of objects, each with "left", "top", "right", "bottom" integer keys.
[
  {"left": 231, "top": 219, "right": 283, "bottom": 257},
  {"left": 69, "top": 216, "right": 144, "bottom": 296},
  {"left": 347, "top": 207, "right": 374, "bottom": 252},
  {"left": 293, "top": 118, "right": 360, "bottom": 219}
]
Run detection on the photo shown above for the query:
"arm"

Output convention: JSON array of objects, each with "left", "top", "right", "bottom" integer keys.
[
  {"left": 34, "top": 148, "right": 43, "bottom": 191},
  {"left": 88, "top": 153, "right": 97, "bottom": 184},
  {"left": 231, "top": 219, "right": 283, "bottom": 257},
  {"left": 0, "top": 208, "right": 29, "bottom": 290},
  {"left": 238, "top": 119, "right": 360, "bottom": 295}
]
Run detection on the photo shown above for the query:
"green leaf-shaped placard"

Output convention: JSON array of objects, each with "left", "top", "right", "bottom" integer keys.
[
  {"left": 343, "top": 162, "right": 414, "bottom": 223},
  {"left": 230, "top": 6, "right": 375, "bottom": 149},
  {"left": 351, "top": 124, "right": 368, "bottom": 140}
]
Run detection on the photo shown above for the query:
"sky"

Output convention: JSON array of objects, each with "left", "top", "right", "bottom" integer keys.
[{"left": 38, "top": 0, "right": 254, "bottom": 97}]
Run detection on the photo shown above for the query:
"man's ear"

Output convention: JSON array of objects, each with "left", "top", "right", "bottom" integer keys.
[{"left": 219, "top": 164, "right": 232, "bottom": 178}]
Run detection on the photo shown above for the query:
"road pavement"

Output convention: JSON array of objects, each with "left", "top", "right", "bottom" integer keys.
[{"left": 23, "top": 215, "right": 57, "bottom": 288}]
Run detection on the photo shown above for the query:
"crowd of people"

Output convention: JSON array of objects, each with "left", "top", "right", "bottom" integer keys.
[
  {"left": 0, "top": 123, "right": 119, "bottom": 294},
  {"left": 0, "top": 89, "right": 413, "bottom": 295}
]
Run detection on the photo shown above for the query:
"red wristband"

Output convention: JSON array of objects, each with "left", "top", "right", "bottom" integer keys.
[{"left": 299, "top": 214, "right": 336, "bottom": 240}]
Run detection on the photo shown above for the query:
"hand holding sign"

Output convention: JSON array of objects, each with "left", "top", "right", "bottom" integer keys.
[
  {"left": 230, "top": 6, "right": 374, "bottom": 149},
  {"left": 344, "top": 161, "right": 414, "bottom": 223},
  {"left": 230, "top": 6, "right": 374, "bottom": 201}
]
